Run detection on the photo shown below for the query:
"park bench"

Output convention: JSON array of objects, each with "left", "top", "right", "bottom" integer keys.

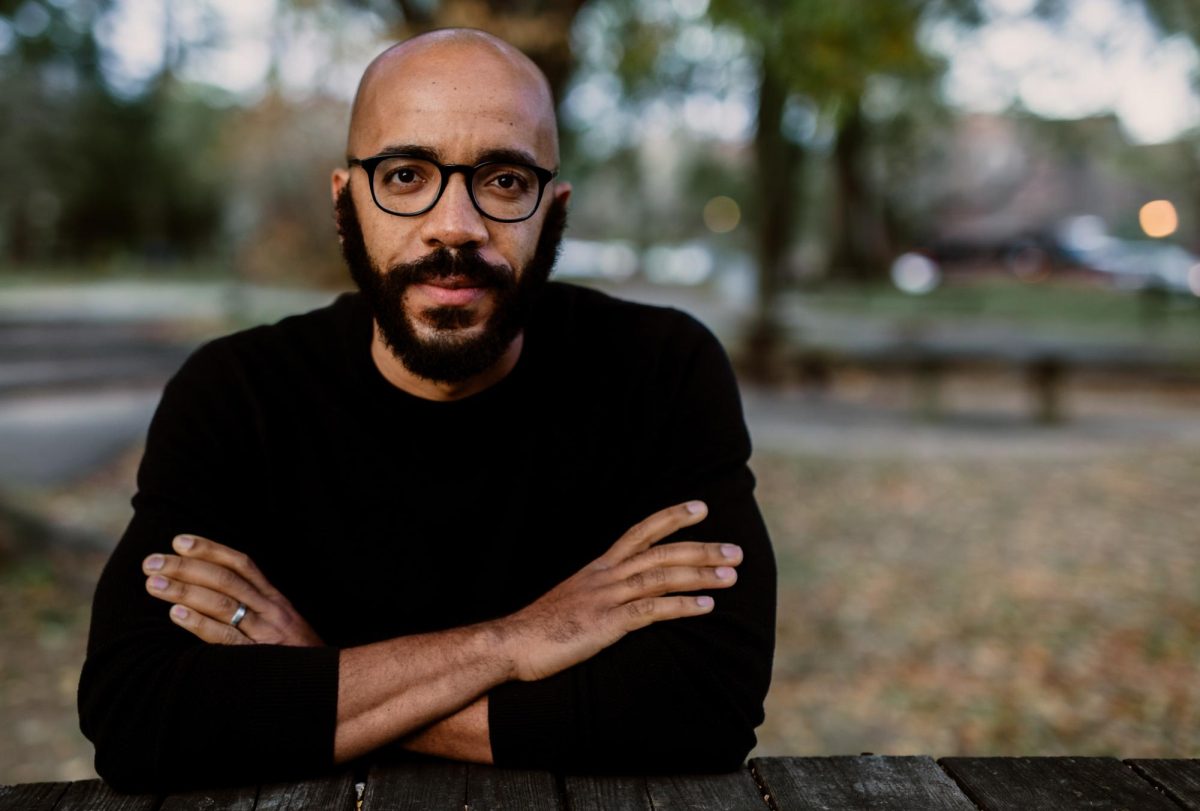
[
  {"left": 791, "top": 341, "right": 1200, "bottom": 423},
  {"left": 4, "top": 755, "right": 1200, "bottom": 810}
]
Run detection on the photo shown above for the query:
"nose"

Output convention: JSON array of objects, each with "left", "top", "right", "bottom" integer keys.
[{"left": 418, "top": 173, "right": 489, "bottom": 250}]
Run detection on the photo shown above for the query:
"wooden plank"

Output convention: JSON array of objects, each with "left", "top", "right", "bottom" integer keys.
[
  {"left": 751, "top": 756, "right": 977, "bottom": 810},
  {"left": 563, "top": 774, "right": 651, "bottom": 811},
  {"left": 158, "top": 784, "right": 259, "bottom": 811},
  {"left": 1129, "top": 760, "right": 1200, "bottom": 810},
  {"left": 466, "top": 765, "right": 563, "bottom": 810},
  {"left": 645, "top": 769, "right": 769, "bottom": 810},
  {"left": 940, "top": 757, "right": 1181, "bottom": 811},
  {"left": 51, "top": 780, "right": 158, "bottom": 810},
  {"left": 256, "top": 772, "right": 357, "bottom": 811},
  {"left": 0, "top": 781, "right": 69, "bottom": 811},
  {"left": 360, "top": 761, "right": 467, "bottom": 811}
]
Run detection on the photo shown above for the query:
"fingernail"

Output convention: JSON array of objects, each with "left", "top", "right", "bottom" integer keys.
[
  {"left": 715, "top": 566, "right": 736, "bottom": 580},
  {"left": 720, "top": 544, "right": 741, "bottom": 560},
  {"left": 149, "top": 576, "right": 168, "bottom": 591},
  {"left": 686, "top": 501, "right": 706, "bottom": 515},
  {"left": 145, "top": 555, "right": 164, "bottom": 571},
  {"left": 174, "top": 535, "right": 194, "bottom": 551},
  {"left": 171, "top": 605, "right": 188, "bottom": 620},
  {"left": 696, "top": 596, "right": 714, "bottom": 608}
]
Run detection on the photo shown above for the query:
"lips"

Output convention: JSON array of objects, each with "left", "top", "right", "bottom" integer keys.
[{"left": 412, "top": 279, "right": 489, "bottom": 307}]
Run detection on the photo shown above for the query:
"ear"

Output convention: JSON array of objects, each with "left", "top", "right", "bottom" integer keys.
[
  {"left": 551, "top": 180, "right": 572, "bottom": 208},
  {"left": 331, "top": 168, "right": 350, "bottom": 205}
]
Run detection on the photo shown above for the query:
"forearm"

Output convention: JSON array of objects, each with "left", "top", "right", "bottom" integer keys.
[
  {"left": 400, "top": 697, "right": 492, "bottom": 763},
  {"left": 335, "top": 623, "right": 508, "bottom": 763}
]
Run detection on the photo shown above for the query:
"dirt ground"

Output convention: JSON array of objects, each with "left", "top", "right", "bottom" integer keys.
[{"left": 2, "top": 374, "right": 1200, "bottom": 784}]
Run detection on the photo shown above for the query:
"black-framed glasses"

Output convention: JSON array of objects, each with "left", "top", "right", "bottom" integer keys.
[{"left": 348, "top": 152, "right": 558, "bottom": 223}]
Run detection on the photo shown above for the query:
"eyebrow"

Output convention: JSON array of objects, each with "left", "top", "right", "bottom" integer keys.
[{"left": 365, "top": 144, "right": 548, "bottom": 169}]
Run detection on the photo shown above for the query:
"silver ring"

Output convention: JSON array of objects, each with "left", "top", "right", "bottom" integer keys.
[{"left": 229, "top": 603, "right": 248, "bottom": 628}]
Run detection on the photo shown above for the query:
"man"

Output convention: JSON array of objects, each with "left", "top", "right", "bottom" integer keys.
[{"left": 78, "top": 29, "right": 775, "bottom": 792}]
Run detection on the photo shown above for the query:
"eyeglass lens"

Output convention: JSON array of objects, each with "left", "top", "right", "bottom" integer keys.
[{"left": 371, "top": 157, "right": 542, "bottom": 220}]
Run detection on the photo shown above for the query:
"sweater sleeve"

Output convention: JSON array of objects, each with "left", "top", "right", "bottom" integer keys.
[
  {"left": 77, "top": 340, "right": 340, "bottom": 793},
  {"left": 487, "top": 317, "right": 777, "bottom": 772}
]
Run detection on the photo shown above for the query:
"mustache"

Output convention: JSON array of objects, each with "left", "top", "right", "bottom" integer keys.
[{"left": 387, "top": 248, "right": 515, "bottom": 290}]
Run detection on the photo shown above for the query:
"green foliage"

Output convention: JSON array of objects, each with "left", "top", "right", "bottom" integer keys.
[
  {"left": 0, "top": 0, "right": 227, "bottom": 265},
  {"left": 707, "top": 0, "right": 942, "bottom": 111}
]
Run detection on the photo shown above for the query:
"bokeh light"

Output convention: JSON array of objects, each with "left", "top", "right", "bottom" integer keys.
[
  {"left": 1140, "top": 200, "right": 1179, "bottom": 238},
  {"left": 1189, "top": 264, "right": 1200, "bottom": 297},
  {"left": 890, "top": 252, "right": 941, "bottom": 294},
  {"left": 703, "top": 195, "right": 741, "bottom": 233}
]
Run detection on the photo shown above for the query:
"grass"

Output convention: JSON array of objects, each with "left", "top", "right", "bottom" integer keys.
[{"left": 797, "top": 277, "right": 1200, "bottom": 340}]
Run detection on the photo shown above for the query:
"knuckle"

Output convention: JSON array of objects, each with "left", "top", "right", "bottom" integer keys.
[
  {"left": 624, "top": 571, "right": 646, "bottom": 592},
  {"left": 647, "top": 545, "right": 670, "bottom": 565},
  {"left": 648, "top": 566, "right": 668, "bottom": 586},
  {"left": 624, "top": 599, "right": 654, "bottom": 620},
  {"left": 215, "top": 567, "right": 239, "bottom": 590}
]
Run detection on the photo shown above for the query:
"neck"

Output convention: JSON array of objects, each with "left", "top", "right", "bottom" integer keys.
[{"left": 369, "top": 322, "right": 524, "bottom": 401}]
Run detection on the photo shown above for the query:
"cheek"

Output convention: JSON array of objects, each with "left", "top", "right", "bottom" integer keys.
[{"left": 493, "top": 225, "right": 541, "bottom": 272}]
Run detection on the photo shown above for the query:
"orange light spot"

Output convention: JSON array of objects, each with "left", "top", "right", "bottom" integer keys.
[{"left": 1139, "top": 200, "right": 1179, "bottom": 239}]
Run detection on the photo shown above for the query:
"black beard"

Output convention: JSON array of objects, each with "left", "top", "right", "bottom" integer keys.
[{"left": 335, "top": 185, "right": 566, "bottom": 384}]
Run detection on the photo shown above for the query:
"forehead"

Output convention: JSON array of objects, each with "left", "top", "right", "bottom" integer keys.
[{"left": 351, "top": 45, "right": 558, "bottom": 165}]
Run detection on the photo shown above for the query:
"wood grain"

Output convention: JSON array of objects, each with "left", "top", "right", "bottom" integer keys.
[
  {"left": 361, "top": 761, "right": 467, "bottom": 810},
  {"left": 563, "top": 775, "right": 650, "bottom": 810},
  {"left": 255, "top": 772, "right": 357, "bottom": 811},
  {"left": 158, "top": 784, "right": 259, "bottom": 811},
  {"left": 466, "top": 765, "right": 562, "bottom": 810},
  {"left": 51, "top": 780, "right": 158, "bottom": 810},
  {"left": 751, "top": 756, "right": 977, "bottom": 810},
  {"left": 1128, "top": 759, "right": 1200, "bottom": 811},
  {"left": 940, "top": 757, "right": 1180, "bottom": 811},
  {"left": 645, "top": 770, "right": 768, "bottom": 810},
  {"left": 0, "top": 781, "right": 69, "bottom": 811}
]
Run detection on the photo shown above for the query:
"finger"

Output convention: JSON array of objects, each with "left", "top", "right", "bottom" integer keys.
[
  {"left": 146, "top": 575, "right": 266, "bottom": 636},
  {"left": 603, "top": 501, "right": 708, "bottom": 563},
  {"left": 143, "top": 554, "right": 270, "bottom": 615},
  {"left": 615, "top": 541, "right": 742, "bottom": 579},
  {"left": 616, "top": 595, "right": 715, "bottom": 632},
  {"left": 168, "top": 604, "right": 252, "bottom": 646},
  {"left": 612, "top": 561, "right": 737, "bottom": 600},
  {"left": 173, "top": 534, "right": 280, "bottom": 598}
]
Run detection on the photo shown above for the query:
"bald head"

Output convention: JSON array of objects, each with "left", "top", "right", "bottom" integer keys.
[{"left": 347, "top": 29, "right": 559, "bottom": 163}]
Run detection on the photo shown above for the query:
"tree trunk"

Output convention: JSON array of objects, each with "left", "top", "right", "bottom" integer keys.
[
  {"left": 830, "top": 97, "right": 890, "bottom": 282},
  {"left": 744, "top": 64, "right": 801, "bottom": 382}
]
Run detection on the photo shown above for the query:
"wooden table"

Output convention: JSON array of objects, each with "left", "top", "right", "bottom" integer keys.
[{"left": 4, "top": 756, "right": 1200, "bottom": 810}]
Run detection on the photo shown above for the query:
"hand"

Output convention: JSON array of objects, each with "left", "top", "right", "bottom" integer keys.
[
  {"left": 495, "top": 500, "right": 742, "bottom": 682},
  {"left": 142, "top": 534, "right": 324, "bottom": 647}
]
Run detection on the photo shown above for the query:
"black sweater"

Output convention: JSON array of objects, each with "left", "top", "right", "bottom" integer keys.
[{"left": 78, "top": 282, "right": 776, "bottom": 792}]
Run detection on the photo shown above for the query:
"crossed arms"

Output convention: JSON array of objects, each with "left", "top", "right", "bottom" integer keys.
[{"left": 138, "top": 501, "right": 743, "bottom": 765}]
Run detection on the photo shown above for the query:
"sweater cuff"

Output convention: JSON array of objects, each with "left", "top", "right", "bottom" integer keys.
[
  {"left": 167, "top": 643, "right": 341, "bottom": 785},
  {"left": 488, "top": 671, "right": 578, "bottom": 769}
]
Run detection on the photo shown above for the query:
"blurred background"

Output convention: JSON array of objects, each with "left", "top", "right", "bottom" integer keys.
[{"left": 2, "top": 0, "right": 1200, "bottom": 784}]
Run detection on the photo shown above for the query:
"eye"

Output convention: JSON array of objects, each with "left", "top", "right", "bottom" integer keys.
[
  {"left": 476, "top": 164, "right": 535, "bottom": 197},
  {"left": 374, "top": 157, "right": 437, "bottom": 193}
]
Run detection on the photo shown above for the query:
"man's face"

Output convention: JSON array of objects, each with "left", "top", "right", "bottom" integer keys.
[
  {"left": 336, "top": 185, "right": 566, "bottom": 383},
  {"left": 331, "top": 38, "right": 570, "bottom": 384}
]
